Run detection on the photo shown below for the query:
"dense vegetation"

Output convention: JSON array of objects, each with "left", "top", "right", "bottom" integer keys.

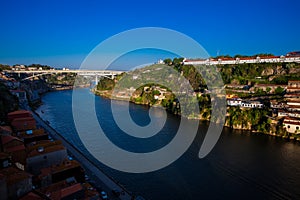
[
  {"left": 95, "top": 57, "right": 300, "bottom": 134},
  {"left": 226, "top": 107, "right": 271, "bottom": 132}
]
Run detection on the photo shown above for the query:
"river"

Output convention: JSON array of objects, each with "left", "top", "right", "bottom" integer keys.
[{"left": 36, "top": 88, "right": 300, "bottom": 200}]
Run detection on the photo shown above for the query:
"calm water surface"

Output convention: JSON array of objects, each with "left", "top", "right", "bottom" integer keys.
[{"left": 36, "top": 88, "right": 300, "bottom": 200}]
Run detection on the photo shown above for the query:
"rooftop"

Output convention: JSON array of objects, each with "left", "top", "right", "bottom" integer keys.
[
  {"left": 0, "top": 167, "right": 32, "bottom": 185},
  {"left": 38, "top": 181, "right": 83, "bottom": 200},
  {"left": 40, "top": 159, "right": 82, "bottom": 177},
  {"left": 19, "top": 192, "right": 44, "bottom": 200},
  {"left": 18, "top": 129, "right": 47, "bottom": 138},
  {"left": 27, "top": 140, "right": 66, "bottom": 158},
  {"left": 8, "top": 110, "right": 32, "bottom": 117},
  {"left": 1, "top": 135, "right": 23, "bottom": 145}
]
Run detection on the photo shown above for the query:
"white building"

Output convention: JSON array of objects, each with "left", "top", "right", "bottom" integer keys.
[
  {"left": 283, "top": 117, "right": 300, "bottom": 134},
  {"left": 183, "top": 55, "right": 300, "bottom": 65},
  {"left": 227, "top": 98, "right": 242, "bottom": 106},
  {"left": 241, "top": 101, "right": 264, "bottom": 108}
]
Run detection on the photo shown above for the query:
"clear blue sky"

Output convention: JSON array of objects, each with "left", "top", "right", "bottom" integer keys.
[{"left": 0, "top": 0, "right": 300, "bottom": 69}]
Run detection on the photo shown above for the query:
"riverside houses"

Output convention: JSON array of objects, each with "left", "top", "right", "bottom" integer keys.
[
  {"left": 39, "top": 159, "right": 85, "bottom": 187},
  {"left": 26, "top": 140, "right": 68, "bottom": 175},
  {"left": 283, "top": 117, "right": 300, "bottom": 134},
  {"left": 282, "top": 80, "right": 300, "bottom": 133},
  {"left": 0, "top": 167, "right": 33, "bottom": 200},
  {"left": 0, "top": 135, "right": 26, "bottom": 171}
]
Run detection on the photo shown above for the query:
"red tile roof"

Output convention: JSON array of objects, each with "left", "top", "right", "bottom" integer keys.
[
  {"left": 1, "top": 135, "right": 22, "bottom": 145},
  {"left": 27, "top": 140, "right": 66, "bottom": 157},
  {"left": 283, "top": 120, "right": 300, "bottom": 126},
  {"left": 19, "top": 192, "right": 44, "bottom": 200},
  {"left": 288, "top": 80, "right": 300, "bottom": 83},
  {"left": 0, "top": 126, "right": 12, "bottom": 134},
  {"left": 11, "top": 117, "right": 36, "bottom": 131},
  {"left": 40, "top": 160, "right": 81, "bottom": 177},
  {"left": 38, "top": 181, "right": 84, "bottom": 199},
  {"left": 5, "top": 145, "right": 25, "bottom": 152},
  {"left": 8, "top": 110, "right": 31, "bottom": 116},
  {"left": 61, "top": 183, "right": 83, "bottom": 198},
  {"left": 0, "top": 167, "right": 32, "bottom": 185}
]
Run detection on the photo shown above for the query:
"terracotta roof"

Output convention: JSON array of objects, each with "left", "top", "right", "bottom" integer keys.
[
  {"left": 287, "top": 87, "right": 300, "bottom": 91},
  {"left": 27, "top": 140, "right": 66, "bottom": 157},
  {"left": 285, "top": 93, "right": 300, "bottom": 97},
  {"left": 239, "top": 57, "right": 256, "bottom": 60},
  {"left": 0, "top": 167, "right": 32, "bottom": 185},
  {"left": 284, "top": 116, "right": 300, "bottom": 121},
  {"left": 8, "top": 110, "right": 31, "bottom": 116},
  {"left": 288, "top": 80, "right": 300, "bottom": 83},
  {"left": 40, "top": 160, "right": 81, "bottom": 177},
  {"left": 1, "top": 135, "right": 22, "bottom": 145},
  {"left": 0, "top": 126, "right": 12, "bottom": 133},
  {"left": 11, "top": 117, "right": 35, "bottom": 123},
  {"left": 287, "top": 105, "right": 300, "bottom": 108},
  {"left": 38, "top": 181, "right": 83, "bottom": 199},
  {"left": 259, "top": 56, "right": 280, "bottom": 59},
  {"left": 5, "top": 145, "right": 25, "bottom": 152},
  {"left": 11, "top": 117, "right": 36, "bottom": 131},
  {"left": 28, "top": 145, "right": 65, "bottom": 157},
  {"left": 284, "top": 120, "right": 300, "bottom": 126},
  {"left": 19, "top": 192, "right": 44, "bottom": 200},
  {"left": 18, "top": 129, "right": 47, "bottom": 138},
  {"left": 287, "top": 100, "right": 300, "bottom": 103},
  {"left": 61, "top": 183, "right": 83, "bottom": 198}
]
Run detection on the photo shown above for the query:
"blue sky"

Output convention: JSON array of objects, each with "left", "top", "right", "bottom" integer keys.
[{"left": 0, "top": 0, "right": 300, "bottom": 69}]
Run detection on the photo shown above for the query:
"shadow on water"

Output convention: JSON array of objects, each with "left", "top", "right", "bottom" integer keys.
[{"left": 36, "top": 88, "right": 300, "bottom": 200}]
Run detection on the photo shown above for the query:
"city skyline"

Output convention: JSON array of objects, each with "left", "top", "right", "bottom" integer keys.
[{"left": 0, "top": 0, "right": 300, "bottom": 68}]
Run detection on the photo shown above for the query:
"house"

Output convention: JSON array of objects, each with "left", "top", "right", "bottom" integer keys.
[
  {"left": 277, "top": 109, "right": 300, "bottom": 118},
  {"left": 0, "top": 167, "right": 32, "bottom": 200},
  {"left": 19, "top": 191, "right": 45, "bottom": 200},
  {"left": 284, "top": 93, "right": 300, "bottom": 100},
  {"left": 11, "top": 117, "right": 36, "bottom": 132},
  {"left": 37, "top": 180, "right": 85, "bottom": 200},
  {"left": 287, "top": 104, "right": 300, "bottom": 112},
  {"left": 17, "top": 128, "right": 49, "bottom": 145},
  {"left": 241, "top": 101, "right": 264, "bottom": 108},
  {"left": 227, "top": 98, "right": 242, "bottom": 106},
  {"left": 270, "top": 100, "right": 285, "bottom": 109},
  {"left": 7, "top": 110, "right": 33, "bottom": 122},
  {"left": 287, "top": 99, "right": 300, "bottom": 106},
  {"left": 283, "top": 117, "right": 300, "bottom": 134},
  {"left": 1, "top": 135, "right": 26, "bottom": 170},
  {"left": 26, "top": 140, "right": 68, "bottom": 175},
  {"left": 287, "top": 80, "right": 300, "bottom": 93},
  {"left": 0, "top": 126, "right": 13, "bottom": 135},
  {"left": 278, "top": 109, "right": 289, "bottom": 117},
  {"left": 39, "top": 159, "right": 85, "bottom": 187}
]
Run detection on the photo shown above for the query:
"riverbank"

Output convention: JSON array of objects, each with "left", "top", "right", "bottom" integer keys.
[
  {"left": 92, "top": 88, "right": 300, "bottom": 142},
  {"left": 23, "top": 102, "right": 142, "bottom": 200}
]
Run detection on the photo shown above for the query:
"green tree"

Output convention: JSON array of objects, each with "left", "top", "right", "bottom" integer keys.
[
  {"left": 163, "top": 58, "right": 172, "bottom": 65},
  {"left": 275, "top": 86, "right": 285, "bottom": 95}
]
